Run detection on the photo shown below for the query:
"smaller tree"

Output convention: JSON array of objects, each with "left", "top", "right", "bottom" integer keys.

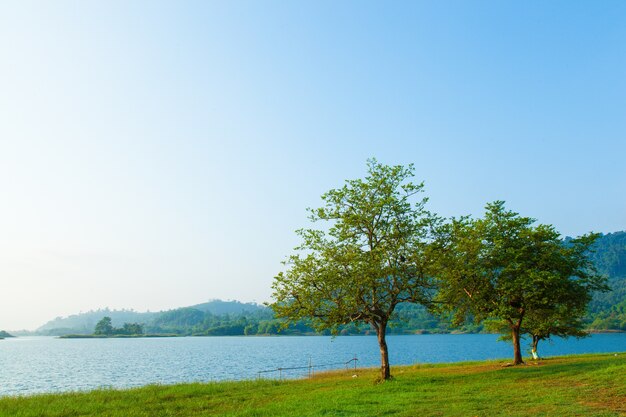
[
  {"left": 523, "top": 234, "right": 609, "bottom": 358},
  {"left": 94, "top": 316, "right": 113, "bottom": 336},
  {"left": 525, "top": 309, "right": 587, "bottom": 360},
  {"left": 485, "top": 305, "right": 588, "bottom": 360}
]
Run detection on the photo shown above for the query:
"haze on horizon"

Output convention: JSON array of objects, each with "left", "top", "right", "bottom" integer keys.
[{"left": 1, "top": 1, "right": 625, "bottom": 330}]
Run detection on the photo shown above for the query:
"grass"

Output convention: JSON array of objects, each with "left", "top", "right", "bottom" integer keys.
[{"left": 1, "top": 353, "right": 625, "bottom": 416}]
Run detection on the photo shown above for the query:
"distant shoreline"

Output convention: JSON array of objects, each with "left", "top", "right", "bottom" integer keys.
[
  {"left": 59, "top": 334, "right": 181, "bottom": 339},
  {"left": 54, "top": 329, "right": 626, "bottom": 339}
]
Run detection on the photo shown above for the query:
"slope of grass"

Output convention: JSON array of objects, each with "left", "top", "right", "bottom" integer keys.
[{"left": 1, "top": 353, "right": 624, "bottom": 416}]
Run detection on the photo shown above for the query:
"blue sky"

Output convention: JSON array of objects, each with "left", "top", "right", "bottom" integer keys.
[{"left": 1, "top": 1, "right": 625, "bottom": 329}]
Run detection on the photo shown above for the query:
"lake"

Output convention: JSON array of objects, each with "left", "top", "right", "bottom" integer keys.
[{"left": 1, "top": 333, "right": 625, "bottom": 396}]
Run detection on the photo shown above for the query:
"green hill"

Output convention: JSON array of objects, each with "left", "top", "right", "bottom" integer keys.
[
  {"left": 37, "top": 309, "right": 158, "bottom": 336},
  {"left": 588, "top": 232, "right": 626, "bottom": 309},
  {"left": 586, "top": 231, "right": 626, "bottom": 330},
  {"left": 190, "top": 300, "right": 265, "bottom": 315},
  {"left": 36, "top": 301, "right": 270, "bottom": 336}
]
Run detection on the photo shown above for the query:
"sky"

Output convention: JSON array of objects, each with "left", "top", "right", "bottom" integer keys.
[{"left": 1, "top": 1, "right": 625, "bottom": 330}]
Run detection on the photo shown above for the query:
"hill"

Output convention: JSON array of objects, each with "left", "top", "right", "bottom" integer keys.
[
  {"left": 587, "top": 231, "right": 626, "bottom": 330},
  {"left": 588, "top": 231, "right": 626, "bottom": 309},
  {"left": 189, "top": 300, "right": 265, "bottom": 315},
  {"left": 36, "top": 300, "right": 269, "bottom": 336},
  {"left": 37, "top": 309, "right": 158, "bottom": 336}
]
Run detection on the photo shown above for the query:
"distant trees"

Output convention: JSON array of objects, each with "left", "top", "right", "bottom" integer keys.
[
  {"left": 588, "top": 300, "right": 626, "bottom": 330},
  {"left": 152, "top": 307, "right": 205, "bottom": 330},
  {"left": 586, "top": 231, "right": 626, "bottom": 322},
  {"left": 94, "top": 317, "right": 114, "bottom": 335},
  {"left": 93, "top": 316, "right": 144, "bottom": 336},
  {"left": 587, "top": 231, "right": 626, "bottom": 278},
  {"left": 434, "top": 202, "right": 607, "bottom": 364},
  {"left": 271, "top": 160, "right": 438, "bottom": 380},
  {"left": 120, "top": 322, "right": 144, "bottom": 335},
  {"left": 82, "top": 306, "right": 472, "bottom": 337}
]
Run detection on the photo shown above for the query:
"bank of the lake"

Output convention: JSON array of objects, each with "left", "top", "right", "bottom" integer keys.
[
  {"left": 1, "top": 353, "right": 624, "bottom": 417},
  {"left": 2, "top": 333, "right": 626, "bottom": 397}
]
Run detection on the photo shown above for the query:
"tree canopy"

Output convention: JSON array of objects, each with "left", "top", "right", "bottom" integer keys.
[
  {"left": 94, "top": 316, "right": 114, "bottom": 336},
  {"left": 271, "top": 159, "right": 438, "bottom": 380},
  {"left": 93, "top": 316, "right": 145, "bottom": 336}
]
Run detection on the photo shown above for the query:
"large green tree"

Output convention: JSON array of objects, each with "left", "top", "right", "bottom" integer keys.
[
  {"left": 435, "top": 202, "right": 606, "bottom": 365},
  {"left": 271, "top": 160, "right": 437, "bottom": 380}
]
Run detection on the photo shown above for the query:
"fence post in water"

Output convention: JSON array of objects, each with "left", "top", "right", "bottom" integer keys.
[
  {"left": 308, "top": 356, "right": 312, "bottom": 378},
  {"left": 354, "top": 354, "right": 357, "bottom": 372}
]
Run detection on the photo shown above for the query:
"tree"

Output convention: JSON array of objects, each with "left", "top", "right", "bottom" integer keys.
[
  {"left": 525, "top": 308, "right": 586, "bottom": 360},
  {"left": 434, "top": 202, "right": 606, "bottom": 365},
  {"left": 94, "top": 316, "right": 113, "bottom": 335},
  {"left": 271, "top": 160, "right": 437, "bottom": 380},
  {"left": 120, "top": 322, "right": 144, "bottom": 335},
  {"left": 485, "top": 304, "right": 589, "bottom": 360}
]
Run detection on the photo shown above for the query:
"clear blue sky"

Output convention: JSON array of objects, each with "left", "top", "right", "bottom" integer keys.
[{"left": 1, "top": 1, "right": 625, "bottom": 329}]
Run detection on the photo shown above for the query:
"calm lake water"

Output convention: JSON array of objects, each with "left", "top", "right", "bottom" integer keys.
[{"left": 1, "top": 333, "right": 625, "bottom": 396}]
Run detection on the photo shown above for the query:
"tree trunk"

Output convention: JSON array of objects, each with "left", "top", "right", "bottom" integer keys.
[
  {"left": 375, "top": 322, "right": 391, "bottom": 380},
  {"left": 511, "top": 325, "right": 524, "bottom": 365},
  {"left": 531, "top": 335, "right": 539, "bottom": 360}
]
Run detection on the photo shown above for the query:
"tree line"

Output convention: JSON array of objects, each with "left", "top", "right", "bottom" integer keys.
[
  {"left": 94, "top": 316, "right": 145, "bottom": 336},
  {"left": 271, "top": 160, "right": 609, "bottom": 380},
  {"left": 88, "top": 293, "right": 624, "bottom": 340}
]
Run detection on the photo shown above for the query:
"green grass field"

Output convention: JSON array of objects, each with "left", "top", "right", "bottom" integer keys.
[{"left": 1, "top": 353, "right": 624, "bottom": 416}]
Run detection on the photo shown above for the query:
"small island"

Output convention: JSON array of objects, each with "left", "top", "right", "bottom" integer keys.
[
  {"left": 60, "top": 317, "right": 180, "bottom": 339},
  {"left": 0, "top": 330, "right": 15, "bottom": 339}
]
